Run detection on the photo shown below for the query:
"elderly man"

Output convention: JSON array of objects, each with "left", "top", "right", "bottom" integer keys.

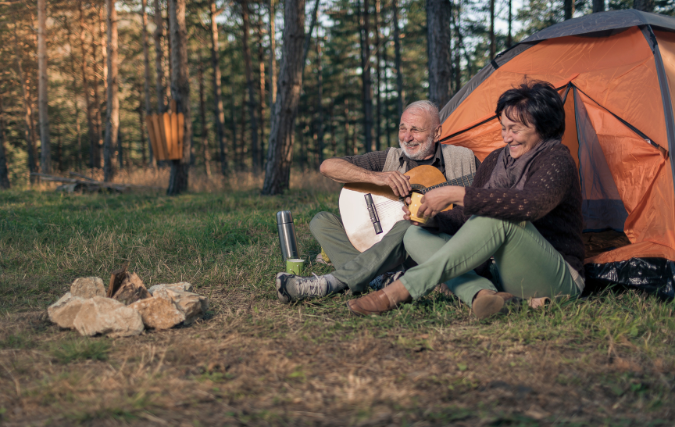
[{"left": 276, "top": 100, "right": 479, "bottom": 303}]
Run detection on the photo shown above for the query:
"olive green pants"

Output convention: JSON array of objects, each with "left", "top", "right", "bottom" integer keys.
[
  {"left": 400, "top": 216, "right": 581, "bottom": 306},
  {"left": 309, "top": 212, "right": 411, "bottom": 293}
]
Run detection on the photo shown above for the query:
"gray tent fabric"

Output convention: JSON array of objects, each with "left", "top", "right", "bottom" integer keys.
[
  {"left": 574, "top": 88, "right": 628, "bottom": 232},
  {"left": 521, "top": 10, "right": 675, "bottom": 43}
]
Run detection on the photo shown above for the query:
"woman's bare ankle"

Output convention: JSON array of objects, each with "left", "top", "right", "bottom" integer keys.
[{"left": 382, "top": 280, "right": 411, "bottom": 306}]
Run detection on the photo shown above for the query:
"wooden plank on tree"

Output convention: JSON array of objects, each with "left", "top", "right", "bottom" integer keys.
[
  {"left": 152, "top": 114, "right": 167, "bottom": 160},
  {"left": 162, "top": 112, "right": 173, "bottom": 160},
  {"left": 145, "top": 115, "right": 160, "bottom": 160}
]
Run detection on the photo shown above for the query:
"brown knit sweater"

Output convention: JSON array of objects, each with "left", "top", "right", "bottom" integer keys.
[{"left": 435, "top": 143, "right": 585, "bottom": 277}]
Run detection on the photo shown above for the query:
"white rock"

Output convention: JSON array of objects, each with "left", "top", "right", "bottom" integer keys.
[
  {"left": 70, "top": 277, "right": 106, "bottom": 299},
  {"left": 147, "top": 282, "right": 193, "bottom": 295},
  {"left": 153, "top": 288, "right": 208, "bottom": 324},
  {"left": 129, "top": 297, "right": 186, "bottom": 329},
  {"left": 73, "top": 297, "right": 144, "bottom": 337},
  {"left": 48, "top": 292, "right": 86, "bottom": 329}
]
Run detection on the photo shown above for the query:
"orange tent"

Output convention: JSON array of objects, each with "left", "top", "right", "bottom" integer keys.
[{"left": 438, "top": 10, "right": 675, "bottom": 298}]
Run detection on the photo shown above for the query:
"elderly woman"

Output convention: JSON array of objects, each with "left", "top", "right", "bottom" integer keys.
[{"left": 347, "top": 81, "right": 585, "bottom": 319}]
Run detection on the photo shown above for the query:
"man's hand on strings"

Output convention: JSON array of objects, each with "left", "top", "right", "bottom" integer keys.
[{"left": 371, "top": 171, "right": 411, "bottom": 197}]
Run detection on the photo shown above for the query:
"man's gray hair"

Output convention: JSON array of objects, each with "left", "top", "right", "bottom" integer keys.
[{"left": 403, "top": 100, "right": 440, "bottom": 127}]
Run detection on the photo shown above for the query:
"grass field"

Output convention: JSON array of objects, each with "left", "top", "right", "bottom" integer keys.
[{"left": 1, "top": 176, "right": 674, "bottom": 426}]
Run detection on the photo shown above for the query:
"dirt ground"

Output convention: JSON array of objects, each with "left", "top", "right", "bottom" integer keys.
[
  {"left": 1, "top": 189, "right": 673, "bottom": 426},
  {"left": 2, "top": 288, "right": 674, "bottom": 427}
]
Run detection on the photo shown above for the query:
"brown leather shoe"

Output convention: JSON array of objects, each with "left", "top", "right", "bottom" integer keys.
[
  {"left": 347, "top": 289, "right": 394, "bottom": 316},
  {"left": 472, "top": 291, "right": 522, "bottom": 320}
]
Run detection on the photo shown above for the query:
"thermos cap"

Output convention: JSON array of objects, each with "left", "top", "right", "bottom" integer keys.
[{"left": 276, "top": 211, "right": 293, "bottom": 224}]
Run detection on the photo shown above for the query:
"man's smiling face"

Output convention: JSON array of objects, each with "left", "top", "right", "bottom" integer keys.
[{"left": 398, "top": 109, "right": 438, "bottom": 161}]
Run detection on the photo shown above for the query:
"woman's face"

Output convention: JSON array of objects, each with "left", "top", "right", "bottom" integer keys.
[{"left": 500, "top": 111, "right": 543, "bottom": 159}]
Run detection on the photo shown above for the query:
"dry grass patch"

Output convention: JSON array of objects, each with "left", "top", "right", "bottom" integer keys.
[{"left": 0, "top": 188, "right": 674, "bottom": 426}]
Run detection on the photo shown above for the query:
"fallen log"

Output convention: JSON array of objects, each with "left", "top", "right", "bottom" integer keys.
[{"left": 30, "top": 172, "right": 163, "bottom": 192}]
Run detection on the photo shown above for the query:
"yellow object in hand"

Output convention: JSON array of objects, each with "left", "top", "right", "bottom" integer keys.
[{"left": 408, "top": 192, "right": 427, "bottom": 224}]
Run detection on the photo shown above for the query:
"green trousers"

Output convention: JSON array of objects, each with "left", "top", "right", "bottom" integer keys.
[
  {"left": 309, "top": 212, "right": 411, "bottom": 293},
  {"left": 400, "top": 216, "right": 581, "bottom": 306}
]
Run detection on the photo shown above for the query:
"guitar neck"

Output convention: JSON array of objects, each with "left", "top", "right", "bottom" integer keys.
[{"left": 421, "top": 172, "right": 475, "bottom": 194}]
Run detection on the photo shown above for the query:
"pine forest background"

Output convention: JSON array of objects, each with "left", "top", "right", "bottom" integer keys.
[{"left": 1, "top": 0, "right": 673, "bottom": 191}]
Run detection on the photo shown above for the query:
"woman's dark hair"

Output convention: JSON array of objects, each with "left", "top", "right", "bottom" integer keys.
[{"left": 495, "top": 81, "right": 565, "bottom": 140}]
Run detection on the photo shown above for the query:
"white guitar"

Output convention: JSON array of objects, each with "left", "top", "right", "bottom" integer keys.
[{"left": 338, "top": 166, "right": 475, "bottom": 252}]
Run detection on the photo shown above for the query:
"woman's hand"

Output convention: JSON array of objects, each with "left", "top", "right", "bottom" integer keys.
[
  {"left": 402, "top": 196, "right": 437, "bottom": 227},
  {"left": 417, "top": 186, "right": 465, "bottom": 219}
]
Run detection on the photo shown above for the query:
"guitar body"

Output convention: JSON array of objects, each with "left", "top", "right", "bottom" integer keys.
[
  {"left": 339, "top": 184, "right": 405, "bottom": 253},
  {"left": 339, "top": 166, "right": 452, "bottom": 253}
]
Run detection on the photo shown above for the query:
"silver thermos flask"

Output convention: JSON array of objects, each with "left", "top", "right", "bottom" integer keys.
[{"left": 276, "top": 211, "right": 299, "bottom": 261}]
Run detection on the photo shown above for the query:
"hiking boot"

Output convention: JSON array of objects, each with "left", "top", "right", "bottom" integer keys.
[
  {"left": 275, "top": 272, "right": 335, "bottom": 304},
  {"left": 368, "top": 271, "right": 404, "bottom": 291},
  {"left": 472, "top": 290, "right": 522, "bottom": 320}
]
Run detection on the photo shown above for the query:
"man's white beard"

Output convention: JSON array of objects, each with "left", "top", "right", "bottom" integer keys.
[{"left": 400, "top": 136, "right": 436, "bottom": 160}]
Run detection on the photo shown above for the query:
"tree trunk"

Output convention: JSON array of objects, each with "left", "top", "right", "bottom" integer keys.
[
  {"left": 261, "top": 0, "right": 305, "bottom": 195},
  {"left": 392, "top": 0, "right": 404, "bottom": 118},
  {"left": 489, "top": 0, "right": 495, "bottom": 60},
  {"left": 633, "top": 0, "right": 655, "bottom": 11},
  {"left": 165, "top": 11, "right": 172, "bottom": 103},
  {"left": 198, "top": 55, "right": 212, "bottom": 177},
  {"left": 269, "top": 0, "right": 277, "bottom": 106},
  {"left": 359, "top": 0, "right": 374, "bottom": 152},
  {"left": 210, "top": 0, "right": 228, "bottom": 176},
  {"left": 239, "top": 90, "right": 247, "bottom": 169},
  {"left": 316, "top": 30, "right": 324, "bottom": 166},
  {"left": 141, "top": 0, "right": 155, "bottom": 165},
  {"left": 592, "top": 0, "right": 604, "bottom": 13},
  {"left": 104, "top": 0, "right": 119, "bottom": 182},
  {"left": 0, "top": 94, "right": 10, "bottom": 189},
  {"left": 138, "top": 93, "right": 147, "bottom": 165},
  {"left": 92, "top": 17, "right": 103, "bottom": 168},
  {"left": 455, "top": 1, "right": 470, "bottom": 82},
  {"left": 344, "top": 102, "right": 351, "bottom": 156},
  {"left": 66, "top": 24, "right": 83, "bottom": 169},
  {"left": 564, "top": 0, "right": 574, "bottom": 19},
  {"left": 79, "top": 2, "right": 97, "bottom": 170},
  {"left": 507, "top": 0, "right": 512, "bottom": 46},
  {"left": 13, "top": 27, "right": 38, "bottom": 182},
  {"left": 100, "top": 8, "right": 108, "bottom": 97},
  {"left": 230, "top": 89, "right": 238, "bottom": 170},
  {"left": 55, "top": 124, "right": 62, "bottom": 172},
  {"left": 302, "top": 0, "right": 321, "bottom": 73},
  {"left": 118, "top": 129, "right": 124, "bottom": 169},
  {"left": 240, "top": 0, "right": 260, "bottom": 173},
  {"left": 298, "top": 117, "right": 305, "bottom": 172},
  {"left": 426, "top": 0, "right": 452, "bottom": 108},
  {"left": 374, "top": 0, "right": 381, "bottom": 151},
  {"left": 154, "top": 0, "right": 166, "bottom": 113},
  {"left": 383, "top": 35, "right": 392, "bottom": 146},
  {"left": 256, "top": 8, "right": 266, "bottom": 168},
  {"left": 38, "top": 0, "right": 51, "bottom": 174},
  {"left": 329, "top": 102, "right": 336, "bottom": 156},
  {"left": 167, "top": 0, "right": 191, "bottom": 195}
]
